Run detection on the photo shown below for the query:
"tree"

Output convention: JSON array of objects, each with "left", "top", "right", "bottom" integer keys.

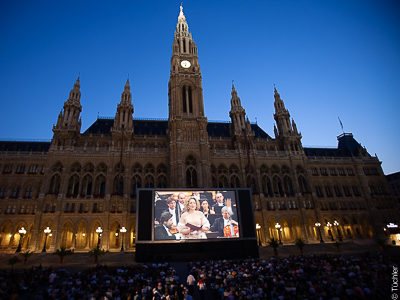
[
  {"left": 295, "top": 238, "right": 306, "bottom": 256},
  {"left": 54, "top": 247, "right": 72, "bottom": 263},
  {"left": 268, "top": 237, "right": 279, "bottom": 256},
  {"left": 8, "top": 256, "right": 20, "bottom": 272},
  {"left": 89, "top": 247, "right": 105, "bottom": 264},
  {"left": 20, "top": 251, "right": 33, "bottom": 264}
]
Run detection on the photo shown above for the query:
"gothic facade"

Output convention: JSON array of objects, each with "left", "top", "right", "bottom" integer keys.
[{"left": 0, "top": 5, "right": 397, "bottom": 252}]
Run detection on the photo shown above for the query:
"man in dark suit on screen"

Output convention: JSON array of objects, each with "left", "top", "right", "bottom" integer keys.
[
  {"left": 210, "top": 206, "right": 239, "bottom": 237},
  {"left": 154, "top": 212, "right": 177, "bottom": 240}
]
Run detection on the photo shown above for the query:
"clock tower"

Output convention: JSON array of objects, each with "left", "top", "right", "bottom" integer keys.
[{"left": 168, "top": 4, "right": 210, "bottom": 187}]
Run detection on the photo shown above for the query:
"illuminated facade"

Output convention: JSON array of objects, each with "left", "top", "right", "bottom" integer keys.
[{"left": 0, "top": 5, "right": 397, "bottom": 252}]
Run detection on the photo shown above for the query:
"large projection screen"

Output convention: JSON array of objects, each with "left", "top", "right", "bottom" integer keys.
[
  {"left": 153, "top": 190, "right": 240, "bottom": 241},
  {"left": 135, "top": 188, "right": 258, "bottom": 262}
]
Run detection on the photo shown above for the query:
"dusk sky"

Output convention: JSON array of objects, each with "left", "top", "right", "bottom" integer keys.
[{"left": 0, "top": 0, "right": 399, "bottom": 174}]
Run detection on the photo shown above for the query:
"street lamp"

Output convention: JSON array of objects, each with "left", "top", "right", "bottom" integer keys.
[
  {"left": 96, "top": 226, "right": 103, "bottom": 248},
  {"left": 275, "top": 223, "right": 283, "bottom": 245},
  {"left": 326, "top": 222, "right": 334, "bottom": 241},
  {"left": 16, "top": 227, "right": 27, "bottom": 253},
  {"left": 256, "top": 223, "right": 261, "bottom": 246},
  {"left": 333, "top": 220, "right": 343, "bottom": 241},
  {"left": 120, "top": 226, "right": 127, "bottom": 252},
  {"left": 42, "top": 226, "right": 51, "bottom": 252},
  {"left": 314, "top": 222, "right": 324, "bottom": 243}
]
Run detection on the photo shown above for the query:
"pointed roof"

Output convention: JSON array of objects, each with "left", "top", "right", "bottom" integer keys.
[
  {"left": 73, "top": 76, "right": 80, "bottom": 90},
  {"left": 124, "top": 79, "right": 130, "bottom": 92},
  {"left": 178, "top": 3, "right": 186, "bottom": 22}
]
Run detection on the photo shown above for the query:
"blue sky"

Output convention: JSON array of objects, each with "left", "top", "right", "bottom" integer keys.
[{"left": 0, "top": 0, "right": 399, "bottom": 174}]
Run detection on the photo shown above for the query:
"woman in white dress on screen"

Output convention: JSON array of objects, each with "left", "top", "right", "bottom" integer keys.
[{"left": 178, "top": 197, "right": 210, "bottom": 239}]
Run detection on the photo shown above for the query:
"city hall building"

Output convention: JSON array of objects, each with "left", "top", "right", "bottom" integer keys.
[{"left": 0, "top": 5, "right": 397, "bottom": 252}]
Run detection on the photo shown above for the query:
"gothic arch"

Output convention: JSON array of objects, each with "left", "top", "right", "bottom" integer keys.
[
  {"left": 246, "top": 175, "right": 258, "bottom": 194},
  {"left": 185, "top": 155, "right": 197, "bottom": 188},
  {"left": 156, "top": 163, "right": 167, "bottom": 175},
  {"left": 94, "top": 174, "right": 106, "bottom": 197},
  {"left": 40, "top": 222, "right": 55, "bottom": 251},
  {"left": 60, "top": 220, "right": 74, "bottom": 248},
  {"left": 90, "top": 220, "right": 103, "bottom": 249},
  {"left": 260, "top": 164, "right": 269, "bottom": 175},
  {"left": 83, "top": 162, "right": 94, "bottom": 173},
  {"left": 262, "top": 175, "right": 273, "bottom": 197},
  {"left": 113, "top": 175, "right": 124, "bottom": 195},
  {"left": 157, "top": 174, "right": 167, "bottom": 188},
  {"left": 76, "top": 220, "right": 88, "bottom": 249},
  {"left": 109, "top": 221, "right": 122, "bottom": 249},
  {"left": 144, "top": 163, "right": 155, "bottom": 174},
  {"left": 230, "top": 174, "right": 241, "bottom": 188},
  {"left": 272, "top": 175, "right": 284, "bottom": 197},
  {"left": 81, "top": 174, "right": 93, "bottom": 197},
  {"left": 218, "top": 175, "right": 229, "bottom": 188},
  {"left": 131, "top": 174, "right": 142, "bottom": 198},
  {"left": 283, "top": 175, "right": 294, "bottom": 196},
  {"left": 96, "top": 162, "right": 107, "bottom": 174},
  {"left": 70, "top": 162, "right": 81, "bottom": 173},
  {"left": 114, "top": 162, "right": 125, "bottom": 174},
  {"left": 298, "top": 175, "right": 309, "bottom": 194},
  {"left": 66, "top": 174, "right": 80, "bottom": 197},
  {"left": 0, "top": 221, "right": 13, "bottom": 247},
  {"left": 144, "top": 174, "right": 155, "bottom": 188},
  {"left": 48, "top": 174, "right": 61, "bottom": 194},
  {"left": 271, "top": 164, "right": 280, "bottom": 175},
  {"left": 51, "top": 162, "right": 63, "bottom": 173}
]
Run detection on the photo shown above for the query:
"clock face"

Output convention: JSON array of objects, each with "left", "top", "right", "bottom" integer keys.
[{"left": 181, "top": 60, "right": 191, "bottom": 68}]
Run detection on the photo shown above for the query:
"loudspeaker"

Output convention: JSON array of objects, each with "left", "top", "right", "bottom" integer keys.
[
  {"left": 238, "top": 189, "right": 256, "bottom": 238},
  {"left": 136, "top": 190, "right": 152, "bottom": 241}
]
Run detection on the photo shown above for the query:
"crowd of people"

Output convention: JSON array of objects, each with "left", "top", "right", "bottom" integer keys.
[
  {"left": 187, "top": 252, "right": 395, "bottom": 299},
  {"left": 0, "top": 252, "right": 396, "bottom": 299},
  {"left": 154, "top": 191, "right": 239, "bottom": 240}
]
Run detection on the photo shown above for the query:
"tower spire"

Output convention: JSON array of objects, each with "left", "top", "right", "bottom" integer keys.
[
  {"left": 272, "top": 88, "right": 302, "bottom": 152},
  {"left": 229, "top": 84, "right": 247, "bottom": 136},
  {"left": 52, "top": 78, "right": 83, "bottom": 148},
  {"left": 179, "top": 2, "right": 186, "bottom": 21},
  {"left": 112, "top": 80, "right": 134, "bottom": 133}
]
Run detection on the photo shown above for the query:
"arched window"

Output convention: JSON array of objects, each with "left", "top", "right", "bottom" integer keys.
[
  {"left": 185, "top": 156, "right": 197, "bottom": 188},
  {"left": 131, "top": 175, "right": 142, "bottom": 198},
  {"left": 298, "top": 175, "right": 309, "bottom": 194},
  {"left": 156, "top": 164, "right": 167, "bottom": 175},
  {"left": 132, "top": 163, "right": 142, "bottom": 174},
  {"left": 182, "top": 86, "right": 193, "bottom": 114},
  {"left": 246, "top": 175, "right": 258, "bottom": 194},
  {"left": 81, "top": 175, "right": 93, "bottom": 196},
  {"left": 96, "top": 163, "right": 107, "bottom": 173},
  {"left": 211, "top": 175, "right": 217, "bottom": 187},
  {"left": 94, "top": 175, "right": 106, "bottom": 197},
  {"left": 114, "top": 163, "right": 124, "bottom": 174},
  {"left": 144, "top": 163, "right": 155, "bottom": 174},
  {"left": 113, "top": 176, "right": 124, "bottom": 195},
  {"left": 157, "top": 175, "right": 167, "bottom": 188},
  {"left": 144, "top": 175, "right": 155, "bottom": 188},
  {"left": 273, "top": 176, "right": 284, "bottom": 197},
  {"left": 230, "top": 175, "right": 241, "bottom": 188},
  {"left": 283, "top": 176, "right": 294, "bottom": 196},
  {"left": 48, "top": 174, "right": 61, "bottom": 194},
  {"left": 83, "top": 163, "right": 94, "bottom": 173},
  {"left": 218, "top": 175, "right": 228, "bottom": 188},
  {"left": 70, "top": 162, "right": 81, "bottom": 173},
  {"left": 67, "top": 175, "right": 80, "bottom": 197},
  {"left": 262, "top": 176, "right": 273, "bottom": 197}
]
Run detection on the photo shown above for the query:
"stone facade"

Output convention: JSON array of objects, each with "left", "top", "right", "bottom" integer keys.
[{"left": 0, "top": 5, "right": 397, "bottom": 252}]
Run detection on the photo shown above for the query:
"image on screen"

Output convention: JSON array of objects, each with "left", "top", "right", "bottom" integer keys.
[{"left": 153, "top": 190, "right": 240, "bottom": 241}]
